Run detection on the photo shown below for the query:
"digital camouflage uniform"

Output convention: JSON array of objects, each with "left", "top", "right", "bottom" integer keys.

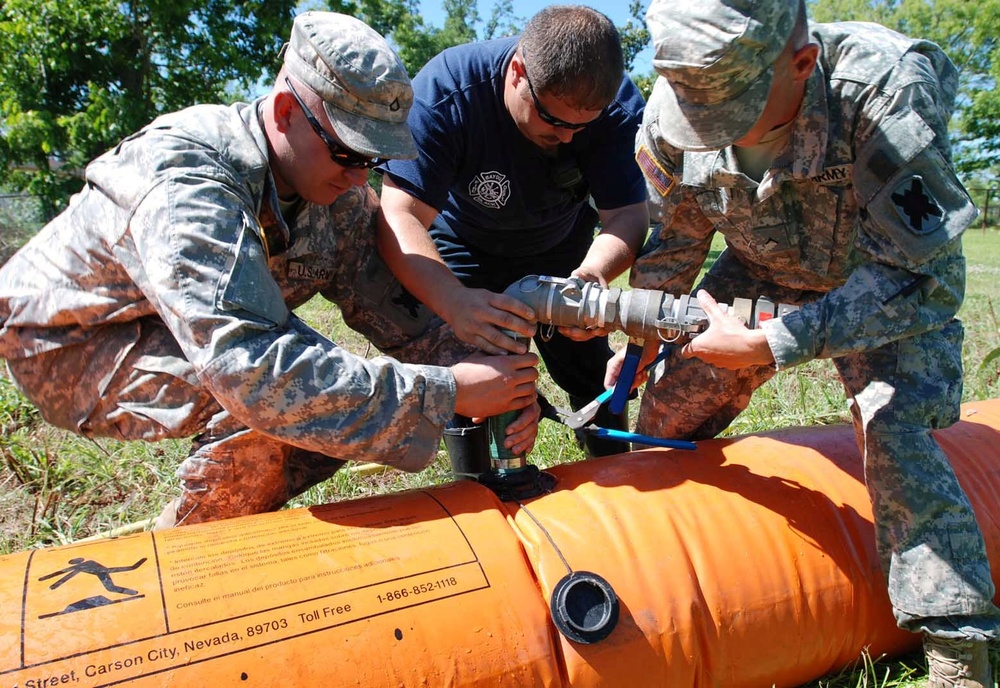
[
  {"left": 633, "top": 21, "right": 1000, "bottom": 639},
  {"left": 0, "top": 100, "right": 473, "bottom": 524}
]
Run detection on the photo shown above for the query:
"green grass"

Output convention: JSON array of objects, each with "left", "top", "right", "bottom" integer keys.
[
  {"left": 802, "top": 649, "right": 926, "bottom": 688},
  {"left": 2, "top": 229, "right": 999, "bottom": 687}
]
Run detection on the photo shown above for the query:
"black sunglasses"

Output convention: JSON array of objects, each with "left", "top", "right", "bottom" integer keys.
[
  {"left": 520, "top": 51, "right": 601, "bottom": 131},
  {"left": 284, "top": 77, "right": 386, "bottom": 169}
]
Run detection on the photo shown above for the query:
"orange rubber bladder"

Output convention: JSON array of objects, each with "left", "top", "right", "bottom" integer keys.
[{"left": 2, "top": 399, "right": 999, "bottom": 687}]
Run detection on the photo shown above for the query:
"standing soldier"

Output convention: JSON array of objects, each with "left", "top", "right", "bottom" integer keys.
[{"left": 623, "top": 0, "right": 998, "bottom": 684}]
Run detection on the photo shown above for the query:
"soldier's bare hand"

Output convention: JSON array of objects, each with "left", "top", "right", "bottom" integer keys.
[
  {"left": 502, "top": 401, "right": 540, "bottom": 456},
  {"left": 681, "top": 290, "right": 775, "bottom": 370},
  {"left": 451, "top": 352, "right": 539, "bottom": 419},
  {"left": 443, "top": 288, "right": 537, "bottom": 355}
]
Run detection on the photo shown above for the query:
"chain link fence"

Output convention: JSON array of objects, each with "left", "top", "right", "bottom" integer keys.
[{"left": 969, "top": 187, "right": 1000, "bottom": 230}]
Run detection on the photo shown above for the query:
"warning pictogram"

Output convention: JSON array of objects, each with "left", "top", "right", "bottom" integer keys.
[{"left": 37, "top": 556, "right": 148, "bottom": 618}]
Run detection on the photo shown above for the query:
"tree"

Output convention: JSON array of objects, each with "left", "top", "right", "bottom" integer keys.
[
  {"left": 393, "top": 0, "right": 481, "bottom": 75},
  {"left": 481, "top": 0, "right": 524, "bottom": 40},
  {"left": 0, "top": 0, "right": 658, "bottom": 218},
  {"left": 619, "top": 1, "right": 651, "bottom": 75},
  {"left": 329, "top": 0, "right": 523, "bottom": 76},
  {"left": 808, "top": 0, "right": 1000, "bottom": 179},
  {"left": 0, "top": 0, "right": 296, "bottom": 219}
]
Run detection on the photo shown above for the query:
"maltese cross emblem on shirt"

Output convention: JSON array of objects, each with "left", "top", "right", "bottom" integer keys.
[
  {"left": 469, "top": 171, "right": 511, "bottom": 209},
  {"left": 890, "top": 176, "right": 943, "bottom": 234}
]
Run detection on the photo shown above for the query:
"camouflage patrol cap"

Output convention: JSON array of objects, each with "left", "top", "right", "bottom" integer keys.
[
  {"left": 283, "top": 11, "right": 417, "bottom": 159},
  {"left": 646, "top": 0, "right": 798, "bottom": 151}
]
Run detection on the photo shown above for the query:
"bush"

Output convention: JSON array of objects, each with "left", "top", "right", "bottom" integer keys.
[{"left": 0, "top": 193, "right": 43, "bottom": 266}]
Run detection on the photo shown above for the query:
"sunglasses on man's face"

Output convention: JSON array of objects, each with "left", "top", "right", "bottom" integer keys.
[
  {"left": 284, "top": 77, "right": 386, "bottom": 169},
  {"left": 520, "top": 51, "right": 602, "bottom": 131}
]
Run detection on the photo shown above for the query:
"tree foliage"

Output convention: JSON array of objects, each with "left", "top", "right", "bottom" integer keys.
[
  {"left": 1, "top": 0, "right": 661, "bottom": 218},
  {"left": 0, "top": 0, "right": 297, "bottom": 217},
  {"left": 809, "top": 0, "right": 1000, "bottom": 180},
  {"left": 619, "top": 1, "right": 651, "bottom": 76},
  {"left": 326, "top": 0, "right": 523, "bottom": 76}
]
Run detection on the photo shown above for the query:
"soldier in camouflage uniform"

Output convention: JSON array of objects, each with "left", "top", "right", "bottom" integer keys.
[
  {"left": 0, "top": 12, "right": 540, "bottom": 528},
  {"left": 625, "top": 0, "right": 998, "bottom": 684}
]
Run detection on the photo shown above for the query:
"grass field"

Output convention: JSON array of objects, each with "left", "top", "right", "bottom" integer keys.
[{"left": 1, "top": 228, "right": 999, "bottom": 687}]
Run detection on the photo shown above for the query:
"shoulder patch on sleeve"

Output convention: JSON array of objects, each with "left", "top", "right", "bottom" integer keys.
[
  {"left": 890, "top": 176, "right": 943, "bottom": 235},
  {"left": 636, "top": 144, "right": 676, "bottom": 198},
  {"left": 854, "top": 109, "right": 935, "bottom": 203},
  {"left": 864, "top": 156, "right": 975, "bottom": 267}
]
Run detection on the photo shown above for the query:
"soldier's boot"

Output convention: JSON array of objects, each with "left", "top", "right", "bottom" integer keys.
[
  {"left": 569, "top": 394, "right": 630, "bottom": 458},
  {"left": 153, "top": 429, "right": 345, "bottom": 529},
  {"left": 923, "top": 634, "right": 995, "bottom": 688}
]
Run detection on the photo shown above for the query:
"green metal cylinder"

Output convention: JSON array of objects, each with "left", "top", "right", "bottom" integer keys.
[{"left": 488, "top": 332, "right": 530, "bottom": 471}]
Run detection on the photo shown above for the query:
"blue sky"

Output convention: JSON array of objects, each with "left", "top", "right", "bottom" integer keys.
[{"left": 418, "top": 0, "right": 654, "bottom": 75}]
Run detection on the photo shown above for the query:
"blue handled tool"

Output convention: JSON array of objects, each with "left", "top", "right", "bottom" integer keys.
[
  {"left": 608, "top": 340, "right": 643, "bottom": 415},
  {"left": 583, "top": 426, "right": 696, "bottom": 451},
  {"left": 555, "top": 347, "right": 670, "bottom": 430},
  {"left": 609, "top": 343, "right": 671, "bottom": 414},
  {"left": 558, "top": 387, "right": 614, "bottom": 430}
]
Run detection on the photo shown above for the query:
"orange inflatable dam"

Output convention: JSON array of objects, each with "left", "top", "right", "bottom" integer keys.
[{"left": 1, "top": 399, "right": 999, "bottom": 687}]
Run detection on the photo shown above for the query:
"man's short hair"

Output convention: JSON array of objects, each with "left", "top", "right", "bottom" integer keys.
[{"left": 518, "top": 5, "right": 625, "bottom": 110}]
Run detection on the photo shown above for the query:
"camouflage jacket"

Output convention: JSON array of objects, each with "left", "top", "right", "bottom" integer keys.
[
  {"left": 0, "top": 100, "right": 457, "bottom": 469},
  {"left": 634, "top": 22, "right": 975, "bottom": 369}
]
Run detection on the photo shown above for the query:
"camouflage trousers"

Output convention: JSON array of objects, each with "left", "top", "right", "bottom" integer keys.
[
  {"left": 636, "top": 253, "right": 1000, "bottom": 640},
  {"left": 5, "top": 226, "right": 472, "bottom": 527}
]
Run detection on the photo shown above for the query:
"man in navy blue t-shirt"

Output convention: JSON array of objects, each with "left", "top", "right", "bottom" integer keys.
[{"left": 378, "top": 6, "right": 648, "bottom": 456}]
